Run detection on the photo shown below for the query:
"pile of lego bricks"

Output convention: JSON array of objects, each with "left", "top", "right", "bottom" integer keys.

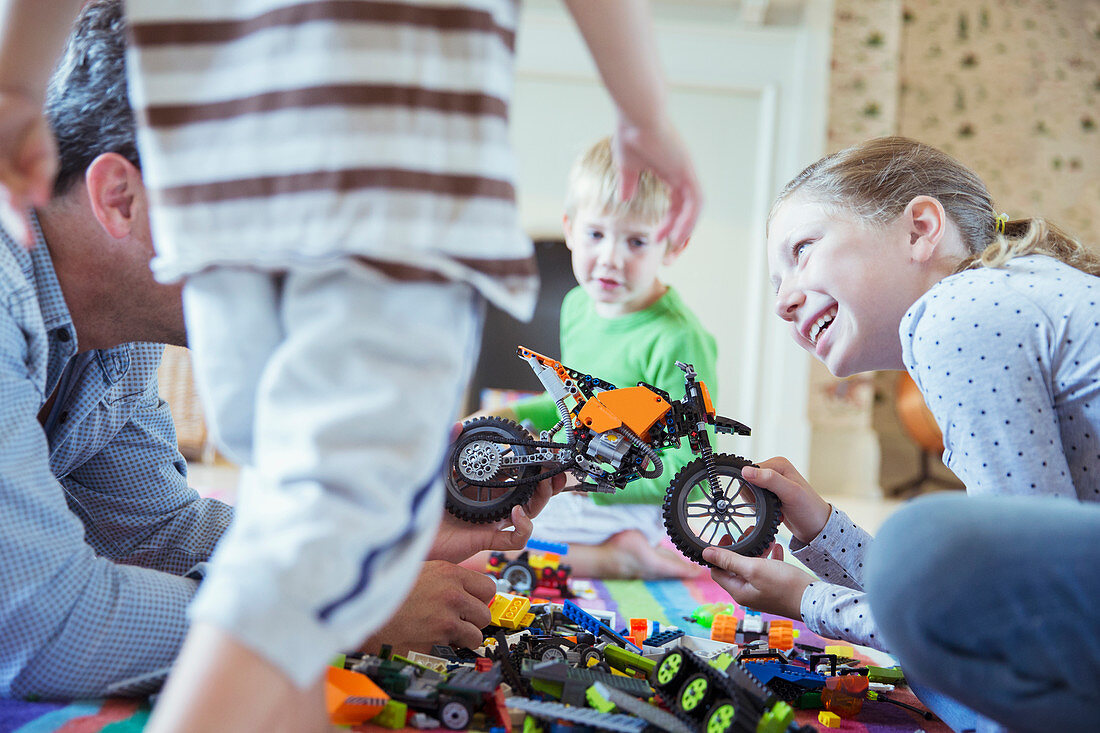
[
  {"left": 0, "top": 575, "right": 950, "bottom": 732},
  {"left": 332, "top": 582, "right": 952, "bottom": 733}
]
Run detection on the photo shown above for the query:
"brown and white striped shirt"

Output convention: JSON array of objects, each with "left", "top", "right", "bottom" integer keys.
[{"left": 125, "top": 0, "right": 537, "bottom": 320}]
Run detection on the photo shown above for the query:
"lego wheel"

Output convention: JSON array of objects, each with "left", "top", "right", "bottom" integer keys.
[
  {"left": 533, "top": 643, "right": 567, "bottom": 663},
  {"left": 438, "top": 698, "right": 472, "bottom": 730},
  {"left": 501, "top": 561, "right": 535, "bottom": 593},
  {"left": 677, "top": 672, "right": 714, "bottom": 718},
  {"left": 663, "top": 453, "right": 780, "bottom": 564},
  {"left": 703, "top": 699, "right": 737, "bottom": 733},
  {"left": 445, "top": 416, "right": 541, "bottom": 523},
  {"left": 651, "top": 649, "right": 689, "bottom": 693}
]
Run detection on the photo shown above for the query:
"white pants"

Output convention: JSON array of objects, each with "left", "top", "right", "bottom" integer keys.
[
  {"left": 529, "top": 491, "right": 665, "bottom": 546},
  {"left": 182, "top": 261, "right": 482, "bottom": 686}
]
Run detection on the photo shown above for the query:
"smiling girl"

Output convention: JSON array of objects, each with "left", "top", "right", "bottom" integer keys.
[{"left": 703, "top": 136, "right": 1100, "bottom": 731}]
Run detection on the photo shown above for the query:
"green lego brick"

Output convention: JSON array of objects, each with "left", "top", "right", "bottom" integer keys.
[
  {"left": 756, "top": 700, "right": 794, "bottom": 733},
  {"left": 371, "top": 700, "right": 408, "bottom": 729},
  {"left": 603, "top": 645, "right": 656, "bottom": 676},
  {"left": 793, "top": 691, "right": 823, "bottom": 709},
  {"left": 586, "top": 684, "right": 616, "bottom": 713},
  {"left": 867, "top": 665, "right": 905, "bottom": 684},
  {"left": 330, "top": 652, "right": 346, "bottom": 668}
]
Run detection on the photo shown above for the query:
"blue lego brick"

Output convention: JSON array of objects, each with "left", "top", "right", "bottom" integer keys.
[
  {"left": 561, "top": 601, "right": 640, "bottom": 653},
  {"left": 643, "top": 628, "right": 685, "bottom": 648},
  {"left": 527, "top": 539, "right": 569, "bottom": 555}
]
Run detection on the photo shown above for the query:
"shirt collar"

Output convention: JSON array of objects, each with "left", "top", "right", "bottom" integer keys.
[{"left": 2, "top": 211, "right": 133, "bottom": 384}]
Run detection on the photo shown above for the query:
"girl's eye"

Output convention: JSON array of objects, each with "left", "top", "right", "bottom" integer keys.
[{"left": 791, "top": 239, "right": 813, "bottom": 260}]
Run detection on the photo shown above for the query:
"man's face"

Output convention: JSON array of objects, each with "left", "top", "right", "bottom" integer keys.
[{"left": 564, "top": 204, "right": 669, "bottom": 318}]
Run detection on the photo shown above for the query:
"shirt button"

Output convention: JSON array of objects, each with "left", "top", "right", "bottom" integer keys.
[{"left": 56, "top": 328, "right": 71, "bottom": 342}]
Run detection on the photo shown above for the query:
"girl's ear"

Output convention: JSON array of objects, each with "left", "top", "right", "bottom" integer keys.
[
  {"left": 905, "top": 195, "right": 947, "bottom": 263},
  {"left": 562, "top": 213, "right": 575, "bottom": 251}
]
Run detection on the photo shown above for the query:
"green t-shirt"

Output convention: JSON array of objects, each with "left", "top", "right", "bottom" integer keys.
[{"left": 512, "top": 285, "right": 719, "bottom": 505}]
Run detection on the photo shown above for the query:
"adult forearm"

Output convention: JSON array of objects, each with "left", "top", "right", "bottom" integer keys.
[
  {"left": 0, "top": 0, "right": 84, "bottom": 101},
  {"left": 6, "top": 559, "right": 198, "bottom": 700}
]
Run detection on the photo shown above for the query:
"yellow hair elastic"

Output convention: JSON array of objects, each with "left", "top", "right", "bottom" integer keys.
[{"left": 995, "top": 213, "right": 1009, "bottom": 234}]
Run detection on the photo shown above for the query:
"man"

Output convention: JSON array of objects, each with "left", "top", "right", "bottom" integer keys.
[{"left": 0, "top": 1, "right": 555, "bottom": 702}]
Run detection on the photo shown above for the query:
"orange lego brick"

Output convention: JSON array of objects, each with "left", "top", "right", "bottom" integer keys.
[{"left": 711, "top": 613, "right": 739, "bottom": 643}]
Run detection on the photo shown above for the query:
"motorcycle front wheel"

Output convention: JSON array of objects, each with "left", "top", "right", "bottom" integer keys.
[{"left": 663, "top": 453, "right": 780, "bottom": 563}]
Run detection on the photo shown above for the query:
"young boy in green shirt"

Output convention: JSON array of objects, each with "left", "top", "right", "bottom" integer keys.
[{"left": 485, "top": 137, "right": 716, "bottom": 579}]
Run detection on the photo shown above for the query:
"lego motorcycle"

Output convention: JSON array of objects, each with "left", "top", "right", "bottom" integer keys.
[{"left": 444, "top": 346, "right": 781, "bottom": 563}]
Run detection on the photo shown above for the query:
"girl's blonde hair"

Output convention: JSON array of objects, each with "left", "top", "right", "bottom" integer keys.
[
  {"left": 563, "top": 136, "right": 669, "bottom": 228},
  {"left": 770, "top": 136, "right": 1100, "bottom": 275}
]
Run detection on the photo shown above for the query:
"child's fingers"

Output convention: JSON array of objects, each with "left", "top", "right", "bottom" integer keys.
[
  {"left": 739, "top": 465, "right": 806, "bottom": 503},
  {"left": 657, "top": 184, "right": 701, "bottom": 248}
]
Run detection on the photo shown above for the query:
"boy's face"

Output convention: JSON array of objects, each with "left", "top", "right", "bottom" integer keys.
[{"left": 564, "top": 205, "right": 673, "bottom": 318}]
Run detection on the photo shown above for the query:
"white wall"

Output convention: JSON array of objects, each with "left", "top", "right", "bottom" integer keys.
[{"left": 510, "top": 0, "right": 832, "bottom": 470}]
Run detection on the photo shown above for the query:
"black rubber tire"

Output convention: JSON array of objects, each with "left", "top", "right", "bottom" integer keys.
[
  {"left": 438, "top": 698, "right": 472, "bottom": 730},
  {"left": 663, "top": 453, "right": 780, "bottom": 564},
  {"left": 677, "top": 672, "right": 713, "bottom": 718},
  {"left": 703, "top": 698, "right": 737, "bottom": 733},
  {"left": 651, "top": 649, "right": 689, "bottom": 693},
  {"left": 445, "top": 416, "right": 541, "bottom": 523}
]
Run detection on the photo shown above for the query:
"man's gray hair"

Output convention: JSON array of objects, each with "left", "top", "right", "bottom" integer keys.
[{"left": 44, "top": 0, "right": 139, "bottom": 197}]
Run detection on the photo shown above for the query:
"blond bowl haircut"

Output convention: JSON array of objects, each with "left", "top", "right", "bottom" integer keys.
[
  {"left": 563, "top": 137, "right": 671, "bottom": 233},
  {"left": 770, "top": 136, "right": 1100, "bottom": 276}
]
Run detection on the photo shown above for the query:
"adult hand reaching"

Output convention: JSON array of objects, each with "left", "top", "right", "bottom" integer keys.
[
  {"left": 428, "top": 472, "right": 567, "bottom": 564},
  {"left": 359, "top": 560, "right": 497, "bottom": 655}
]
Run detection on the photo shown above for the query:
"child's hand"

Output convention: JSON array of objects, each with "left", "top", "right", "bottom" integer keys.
[
  {"left": 613, "top": 116, "right": 700, "bottom": 249},
  {"left": 741, "top": 457, "right": 832, "bottom": 545},
  {"left": 0, "top": 91, "right": 57, "bottom": 247},
  {"left": 428, "top": 472, "right": 567, "bottom": 564},
  {"left": 702, "top": 543, "right": 814, "bottom": 620}
]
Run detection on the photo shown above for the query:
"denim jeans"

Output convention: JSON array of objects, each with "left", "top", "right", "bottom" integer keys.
[{"left": 867, "top": 493, "right": 1100, "bottom": 733}]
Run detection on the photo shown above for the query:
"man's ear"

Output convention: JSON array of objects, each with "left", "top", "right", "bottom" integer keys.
[
  {"left": 662, "top": 235, "right": 690, "bottom": 266},
  {"left": 84, "top": 153, "right": 144, "bottom": 239},
  {"left": 904, "top": 195, "right": 947, "bottom": 263}
]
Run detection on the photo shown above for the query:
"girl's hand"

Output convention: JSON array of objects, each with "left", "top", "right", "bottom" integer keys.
[
  {"left": 741, "top": 457, "right": 832, "bottom": 544},
  {"left": 702, "top": 543, "right": 815, "bottom": 620}
]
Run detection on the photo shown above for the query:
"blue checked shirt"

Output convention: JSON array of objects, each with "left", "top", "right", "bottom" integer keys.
[{"left": 0, "top": 218, "right": 233, "bottom": 700}]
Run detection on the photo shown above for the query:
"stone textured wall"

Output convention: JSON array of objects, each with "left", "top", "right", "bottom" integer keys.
[{"left": 809, "top": 0, "right": 1099, "bottom": 495}]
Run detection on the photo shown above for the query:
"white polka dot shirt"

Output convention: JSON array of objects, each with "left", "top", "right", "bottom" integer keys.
[{"left": 795, "top": 254, "right": 1100, "bottom": 651}]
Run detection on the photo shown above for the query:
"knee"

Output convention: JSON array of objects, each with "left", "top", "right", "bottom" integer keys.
[{"left": 866, "top": 494, "right": 978, "bottom": 655}]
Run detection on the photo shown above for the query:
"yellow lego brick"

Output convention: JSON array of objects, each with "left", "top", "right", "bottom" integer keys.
[
  {"left": 825, "top": 645, "right": 855, "bottom": 658},
  {"left": 818, "top": 710, "right": 841, "bottom": 728}
]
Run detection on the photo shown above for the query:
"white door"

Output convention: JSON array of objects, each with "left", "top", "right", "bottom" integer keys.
[{"left": 509, "top": 1, "right": 832, "bottom": 469}]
